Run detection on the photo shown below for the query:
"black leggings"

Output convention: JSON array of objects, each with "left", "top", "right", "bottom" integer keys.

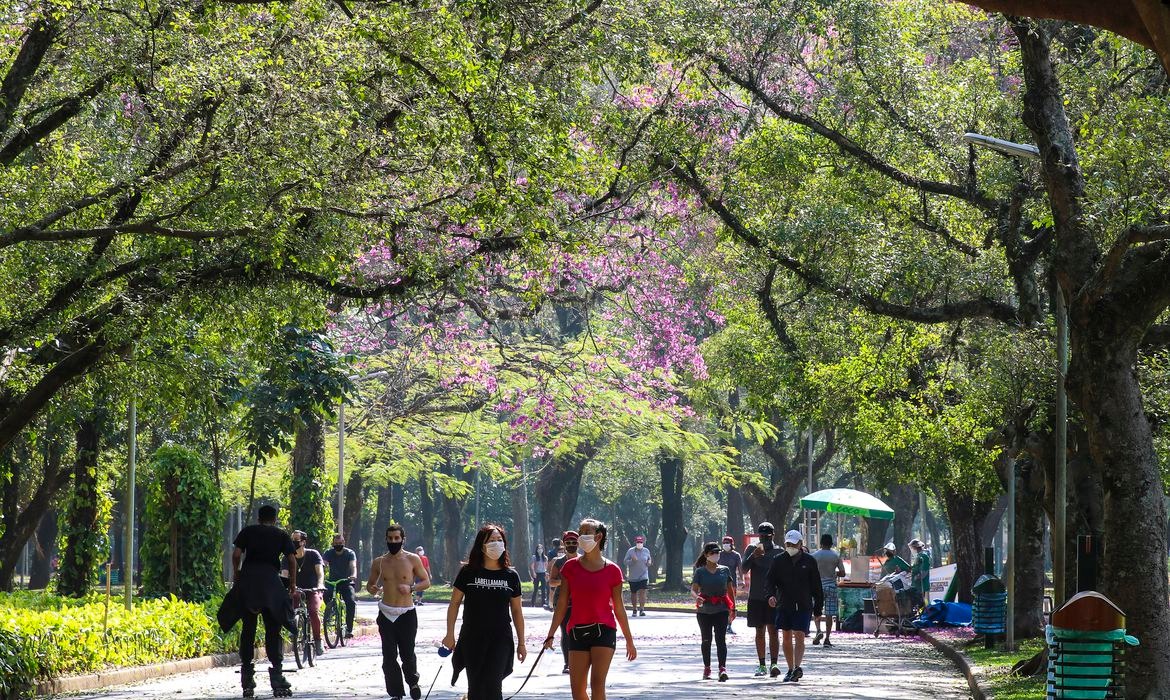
[
  {"left": 697, "top": 610, "right": 729, "bottom": 668},
  {"left": 530, "top": 572, "right": 549, "bottom": 605}
]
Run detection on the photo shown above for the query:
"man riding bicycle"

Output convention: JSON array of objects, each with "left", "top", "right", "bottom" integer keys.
[
  {"left": 323, "top": 532, "right": 358, "bottom": 638},
  {"left": 289, "top": 530, "right": 326, "bottom": 656}
]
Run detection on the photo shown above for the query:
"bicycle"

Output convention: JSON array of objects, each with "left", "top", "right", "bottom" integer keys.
[
  {"left": 290, "top": 588, "right": 316, "bottom": 669},
  {"left": 322, "top": 577, "right": 354, "bottom": 649}
]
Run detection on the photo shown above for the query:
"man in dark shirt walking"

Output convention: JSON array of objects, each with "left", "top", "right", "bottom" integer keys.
[
  {"left": 742, "top": 521, "right": 783, "bottom": 677},
  {"left": 766, "top": 530, "right": 824, "bottom": 683},
  {"left": 228, "top": 505, "right": 297, "bottom": 697}
]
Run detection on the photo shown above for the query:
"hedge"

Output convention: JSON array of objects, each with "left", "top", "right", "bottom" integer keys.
[{"left": 0, "top": 592, "right": 234, "bottom": 698}]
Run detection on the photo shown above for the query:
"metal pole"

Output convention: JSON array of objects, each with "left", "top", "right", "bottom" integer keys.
[
  {"left": 474, "top": 469, "right": 481, "bottom": 530},
  {"left": 1054, "top": 287, "right": 1068, "bottom": 607},
  {"left": 919, "top": 490, "right": 928, "bottom": 546},
  {"left": 337, "top": 403, "right": 346, "bottom": 537},
  {"left": 807, "top": 428, "right": 814, "bottom": 542},
  {"left": 1006, "top": 458, "right": 1016, "bottom": 650},
  {"left": 124, "top": 394, "right": 136, "bottom": 610}
]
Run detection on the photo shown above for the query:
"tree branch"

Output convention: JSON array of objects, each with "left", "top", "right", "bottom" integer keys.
[
  {"left": 707, "top": 55, "right": 998, "bottom": 214},
  {"left": 0, "top": 73, "right": 114, "bottom": 165},
  {"left": 0, "top": 16, "right": 58, "bottom": 137},
  {"left": 664, "top": 156, "right": 1021, "bottom": 326}
]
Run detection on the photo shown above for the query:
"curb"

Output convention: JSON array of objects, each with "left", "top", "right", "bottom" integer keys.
[
  {"left": 917, "top": 628, "right": 988, "bottom": 700},
  {"left": 34, "top": 622, "right": 382, "bottom": 696}
]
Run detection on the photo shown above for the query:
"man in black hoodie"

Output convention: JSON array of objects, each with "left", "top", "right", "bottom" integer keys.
[{"left": 766, "top": 530, "right": 823, "bottom": 683}]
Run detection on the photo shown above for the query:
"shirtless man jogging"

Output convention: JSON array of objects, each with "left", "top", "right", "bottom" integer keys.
[{"left": 367, "top": 523, "right": 431, "bottom": 700}]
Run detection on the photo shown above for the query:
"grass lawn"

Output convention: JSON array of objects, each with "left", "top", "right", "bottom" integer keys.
[{"left": 926, "top": 627, "right": 1046, "bottom": 699}]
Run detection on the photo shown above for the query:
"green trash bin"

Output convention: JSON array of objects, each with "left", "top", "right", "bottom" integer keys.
[{"left": 1046, "top": 625, "right": 1139, "bottom": 699}]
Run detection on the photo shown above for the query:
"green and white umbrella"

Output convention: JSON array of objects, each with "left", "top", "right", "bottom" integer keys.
[{"left": 800, "top": 488, "right": 895, "bottom": 520}]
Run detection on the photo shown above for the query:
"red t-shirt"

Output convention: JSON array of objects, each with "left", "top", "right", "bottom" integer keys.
[{"left": 560, "top": 558, "right": 624, "bottom": 630}]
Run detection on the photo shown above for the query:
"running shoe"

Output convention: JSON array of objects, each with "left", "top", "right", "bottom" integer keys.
[
  {"left": 718, "top": 668, "right": 728, "bottom": 682},
  {"left": 770, "top": 664, "right": 782, "bottom": 678},
  {"left": 781, "top": 669, "right": 794, "bottom": 682},
  {"left": 562, "top": 665, "right": 570, "bottom": 674},
  {"left": 754, "top": 664, "right": 767, "bottom": 677},
  {"left": 823, "top": 639, "right": 834, "bottom": 648},
  {"left": 639, "top": 611, "right": 646, "bottom": 616},
  {"left": 812, "top": 632, "right": 823, "bottom": 645},
  {"left": 703, "top": 666, "right": 711, "bottom": 680},
  {"left": 793, "top": 666, "right": 804, "bottom": 681}
]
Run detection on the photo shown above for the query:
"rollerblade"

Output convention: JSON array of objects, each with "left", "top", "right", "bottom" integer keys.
[
  {"left": 269, "top": 667, "right": 292, "bottom": 697},
  {"left": 240, "top": 663, "right": 255, "bottom": 698}
]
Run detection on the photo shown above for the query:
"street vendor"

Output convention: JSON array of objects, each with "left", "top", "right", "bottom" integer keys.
[
  {"left": 878, "top": 542, "right": 911, "bottom": 577},
  {"left": 908, "top": 539, "right": 930, "bottom": 604}
]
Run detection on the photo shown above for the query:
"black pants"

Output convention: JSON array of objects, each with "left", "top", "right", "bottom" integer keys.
[
  {"left": 697, "top": 610, "right": 729, "bottom": 668},
  {"left": 377, "top": 608, "right": 419, "bottom": 696},
  {"left": 240, "top": 608, "right": 284, "bottom": 668},
  {"left": 323, "top": 581, "right": 356, "bottom": 633},
  {"left": 530, "top": 572, "right": 548, "bottom": 606},
  {"left": 560, "top": 606, "right": 571, "bottom": 666},
  {"left": 465, "top": 639, "right": 514, "bottom": 700}
]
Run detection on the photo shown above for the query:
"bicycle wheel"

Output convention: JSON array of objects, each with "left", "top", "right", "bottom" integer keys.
[
  {"left": 337, "top": 599, "right": 347, "bottom": 647},
  {"left": 323, "top": 601, "right": 338, "bottom": 648},
  {"left": 292, "top": 615, "right": 305, "bottom": 669},
  {"left": 301, "top": 613, "right": 315, "bottom": 667}
]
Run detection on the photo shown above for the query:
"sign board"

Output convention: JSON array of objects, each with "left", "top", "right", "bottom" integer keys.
[{"left": 929, "top": 563, "right": 956, "bottom": 598}]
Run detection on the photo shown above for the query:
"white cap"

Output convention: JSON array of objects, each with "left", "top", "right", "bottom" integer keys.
[
  {"left": 883, "top": 541, "right": 896, "bottom": 551},
  {"left": 784, "top": 530, "right": 803, "bottom": 544}
]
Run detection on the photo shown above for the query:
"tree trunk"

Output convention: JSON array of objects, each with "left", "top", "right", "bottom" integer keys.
[
  {"left": 28, "top": 507, "right": 57, "bottom": 589},
  {"left": 646, "top": 503, "right": 661, "bottom": 582},
  {"left": 534, "top": 445, "right": 595, "bottom": 548},
  {"left": 658, "top": 454, "right": 687, "bottom": 590},
  {"left": 290, "top": 413, "right": 333, "bottom": 548},
  {"left": 440, "top": 454, "right": 472, "bottom": 582},
  {"left": 342, "top": 471, "right": 363, "bottom": 540},
  {"left": 887, "top": 484, "right": 920, "bottom": 559},
  {"left": 1071, "top": 345, "right": 1170, "bottom": 695},
  {"left": 726, "top": 484, "right": 744, "bottom": 541},
  {"left": 419, "top": 474, "right": 436, "bottom": 580},
  {"left": 1013, "top": 21, "right": 1170, "bottom": 693},
  {"left": 509, "top": 466, "right": 532, "bottom": 582},
  {"left": 860, "top": 516, "right": 890, "bottom": 556},
  {"left": 941, "top": 489, "right": 993, "bottom": 604},
  {"left": 0, "top": 440, "right": 67, "bottom": 592},
  {"left": 1013, "top": 456, "right": 1047, "bottom": 639},
  {"left": 57, "top": 417, "right": 102, "bottom": 597},
  {"left": 923, "top": 499, "right": 943, "bottom": 555}
]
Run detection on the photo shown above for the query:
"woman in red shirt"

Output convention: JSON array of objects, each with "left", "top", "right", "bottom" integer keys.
[{"left": 543, "top": 518, "right": 636, "bottom": 699}]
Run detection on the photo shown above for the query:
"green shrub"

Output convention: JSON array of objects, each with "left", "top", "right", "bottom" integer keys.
[
  {"left": 0, "top": 592, "right": 234, "bottom": 696},
  {"left": 140, "top": 445, "right": 226, "bottom": 602}
]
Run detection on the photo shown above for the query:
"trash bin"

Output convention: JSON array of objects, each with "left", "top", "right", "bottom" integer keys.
[
  {"left": 1046, "top": 591, "right": 1139, "bottom": 699},
  {"left": 971, "top": 574, "right": 1007, "bottom": 636}
]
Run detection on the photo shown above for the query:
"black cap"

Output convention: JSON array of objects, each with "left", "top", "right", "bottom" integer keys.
[{"left": 757, "top": 522, "right": 774, "bottom": 534}]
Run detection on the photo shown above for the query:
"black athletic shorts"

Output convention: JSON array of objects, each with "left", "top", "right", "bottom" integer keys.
[
  {"left": 746, "top": 598, "right": 775, "bottom": 628},
  {"left": 567, "top": 624, "right": 617, "bottom": 651},
  {"left": 628, "top": 579, "right": 648, "bottom": 593}
]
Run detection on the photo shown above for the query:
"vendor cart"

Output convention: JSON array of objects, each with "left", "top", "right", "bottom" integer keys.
[{"left": 873, "top": 572, "right": 918, "bottom": 637}]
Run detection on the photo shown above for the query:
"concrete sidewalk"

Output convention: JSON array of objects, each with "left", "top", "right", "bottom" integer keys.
[{"left": 60, "top": 606, "right": 970, "bottom": 699}]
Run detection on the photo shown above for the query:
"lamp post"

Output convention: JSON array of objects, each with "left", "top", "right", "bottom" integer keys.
[{"left": 963, "top": 133, "right": 1050, "bottom": 647}]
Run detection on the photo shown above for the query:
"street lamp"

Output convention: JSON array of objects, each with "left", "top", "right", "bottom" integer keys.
[
  {"left": 962, "top": 133, "right": 1040, "bottom": 160},
  {"left": 966, "top": 132, "right": 1058, "bottom": 652}
]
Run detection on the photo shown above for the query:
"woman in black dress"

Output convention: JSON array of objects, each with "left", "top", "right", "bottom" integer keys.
[{"left": 442, "top": 524, "right": 528, "bottom": 700}]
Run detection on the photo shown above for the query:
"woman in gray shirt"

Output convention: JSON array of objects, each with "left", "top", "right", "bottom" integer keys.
[{"left": 691, "top": 542, "right": 737, "bottom": 682}]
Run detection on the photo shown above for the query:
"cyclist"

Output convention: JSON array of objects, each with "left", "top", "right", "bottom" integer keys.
[
  {"left": 289, "top": 530, "right": 325, "bottom": 656},
  {"left": 323, "top": 533, "right": 358, "bottom": 638}
]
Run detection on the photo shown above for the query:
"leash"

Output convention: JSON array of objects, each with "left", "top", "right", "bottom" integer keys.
[
  {"left": 421, "top": 645, "right": 452, "bottom": 700},
  {"left": 504, "top": 644, "right": 546, "bottom": 700}
]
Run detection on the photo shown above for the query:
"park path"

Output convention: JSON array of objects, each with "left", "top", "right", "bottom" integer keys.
[{"left": 62, "top": 604, "right": 970, "bottom": 699}]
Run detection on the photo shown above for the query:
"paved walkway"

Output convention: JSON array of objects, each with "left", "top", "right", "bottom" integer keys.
[{"left": 63, "top": 605, "right": 970, "bottom": 699}]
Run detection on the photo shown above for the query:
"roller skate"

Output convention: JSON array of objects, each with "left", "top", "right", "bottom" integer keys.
[
  {"left": 269, "top": 667, "right": 292, "bottom": 697},
  {"left": 240, "top": 663, "right": 255, "bottom": 698}
]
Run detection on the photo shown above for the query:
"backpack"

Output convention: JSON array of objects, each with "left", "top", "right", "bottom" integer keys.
[{"left": 840, "top": 610, "right": 863, "bottom": 633}]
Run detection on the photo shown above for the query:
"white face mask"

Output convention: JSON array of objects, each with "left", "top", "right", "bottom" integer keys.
[
  {"left": 785, "top": 545, "right": 800, "bottom": 556},
  {"left": 721, "top": 543, "right": 731, "bottom": 551},
  {"left": 484, "top": 541, "right": 505, "bottom": 560},
  {"left": 705, "top": 553, "right": 719, "bottom": 564},
  {"left": 579, "top": 535, "right": 597, "bottom": 553}
]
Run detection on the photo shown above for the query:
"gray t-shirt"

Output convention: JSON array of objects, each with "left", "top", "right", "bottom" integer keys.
[
  {"left": 717, "top": 549, "right": 742, "bottom": 585},
  {"left": 624, "top": 546, "right": 652, "bottom": 581},
  {"left": 692, "top": 565, "right": 734, "bottom": 614},
  {"left": 811, "top": 548, "right": 842, "bottom": 581}
]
